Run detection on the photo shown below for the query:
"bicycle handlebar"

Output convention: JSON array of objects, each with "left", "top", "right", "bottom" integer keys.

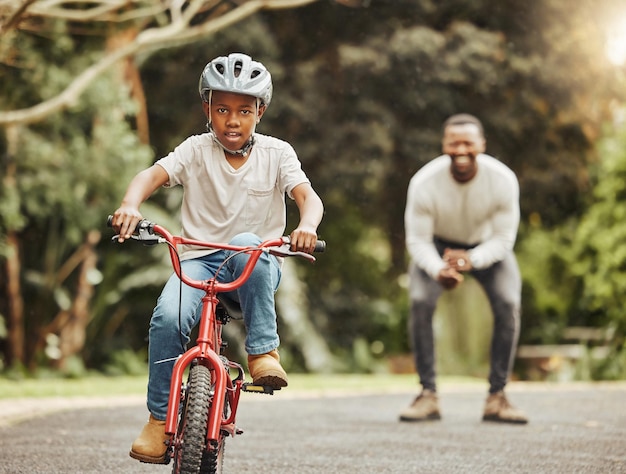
[
  {"left": 106, "top": 215, "right": 325, "bottom": 252},
  {"left": 106, "top": 215, "right": 325, "bottom": 292}
]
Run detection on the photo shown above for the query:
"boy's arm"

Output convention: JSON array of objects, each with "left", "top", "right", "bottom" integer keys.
[
  {"left": 290, "top": 182, "right": 324, "bottom": 254},
  {"left": 111, "top": 164, "right": 170, "bottom": 242}
]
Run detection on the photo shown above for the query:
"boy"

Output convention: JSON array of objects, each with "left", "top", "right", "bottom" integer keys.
[{"left": 111, "top": 53, "right": 324, "bottom": 464}]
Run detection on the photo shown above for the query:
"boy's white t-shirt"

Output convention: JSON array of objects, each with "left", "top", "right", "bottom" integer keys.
[{"left": 156, "top": 132, "right": 310, "bottom": 260}]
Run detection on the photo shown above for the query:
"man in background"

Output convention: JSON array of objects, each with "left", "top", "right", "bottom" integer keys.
[{"left": 401, "top": 113, "right": 527, "bottom": 424}]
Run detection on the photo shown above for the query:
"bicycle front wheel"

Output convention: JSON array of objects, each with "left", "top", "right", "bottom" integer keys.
[
  {"left": 199, "top": 431, "right": 225, "bottom": 474},
  {"left": 172, "top": 363, "right": 212, "bottom": 474},
  {"left": 199, "top": 371, "right": 229, "bottom": 473}
]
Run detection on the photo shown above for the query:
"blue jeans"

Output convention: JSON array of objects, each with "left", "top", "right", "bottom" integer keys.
[
  {"left": 408, "top": 238, "right": 521, "bottom": 394},
  {"left": 146, "top": 232, "right": 281, "bottom": 420}
]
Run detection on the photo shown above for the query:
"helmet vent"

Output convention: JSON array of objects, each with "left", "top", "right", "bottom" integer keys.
[{"left": 234, "top": 60, "right": 243, "bottom": 77}]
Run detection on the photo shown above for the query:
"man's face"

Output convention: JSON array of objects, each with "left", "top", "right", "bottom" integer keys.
[
  {"left": 203, "top": 90, "right": 265, "bottom": 153},
  {"left": 442, "top": 123, "right": 486, "bottom": 183}
]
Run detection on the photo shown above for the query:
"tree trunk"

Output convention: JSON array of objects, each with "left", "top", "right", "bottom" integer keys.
[
  {"left": 106, "top": 28, "right": 150, "bottom": 145},
  {"left": 35, "top": 230, "right": 100, "bottom": 369},
  {"left": 2, "top": 125, "right": 25, "bottom": 368},
  {"left": 52, "top": 230, "right": 101, "bottom": 370},
  {"left": 4, "top": 232, "right": 25, "bottom": 367}
]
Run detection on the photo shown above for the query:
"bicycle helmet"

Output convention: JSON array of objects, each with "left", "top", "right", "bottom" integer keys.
[{"left": 199, "top": 53, "right": 273, "bottom": 107}]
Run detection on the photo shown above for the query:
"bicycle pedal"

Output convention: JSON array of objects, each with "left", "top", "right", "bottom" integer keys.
[{"left": 242, "top": 383, "right": 280, "bottom": 395}]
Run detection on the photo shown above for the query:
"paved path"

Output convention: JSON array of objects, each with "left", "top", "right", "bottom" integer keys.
[{"left": 1, "top": 382, "right": 625, "bottom": 473}]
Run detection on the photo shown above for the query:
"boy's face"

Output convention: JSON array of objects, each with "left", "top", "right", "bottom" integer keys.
[{"left": 203, "top": 90, "right": 265, "bottom": 152}]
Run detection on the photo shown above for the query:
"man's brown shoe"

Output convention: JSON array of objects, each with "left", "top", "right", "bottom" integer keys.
[
  {"left": 129, "top": 414, "right": 169, "bottom": 464},
  {"left": 247, "top": 349, "right": 288, "bottom": 388},
  {"left": 399, "top": 389, "right": 441, "bottom": 422},
  {"left": 482, "top": 391, "right": 528, "bottom": 424}
]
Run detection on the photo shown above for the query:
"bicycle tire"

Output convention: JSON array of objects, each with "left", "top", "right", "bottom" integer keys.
[
  {"left": 199, "top": 432, "right": 225, "bottom": 473},
  {"left": 172, "top": 363, "right": 212, "bottom": 474},
  {"left": 199, "top": 383, "right": 229, "bottom": 473}
]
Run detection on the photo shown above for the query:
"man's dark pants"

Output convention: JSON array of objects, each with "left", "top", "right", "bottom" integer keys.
[{"left": 408, "top": 238, "right": 522, "bottom": 394}]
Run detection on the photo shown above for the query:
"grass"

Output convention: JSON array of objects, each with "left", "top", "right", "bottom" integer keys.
[
  {"left": 0, "top": 373, "right": 486, "bottom": 400},
  {"left": 0, "top": 375, "right": 148, "bottom": 399}
]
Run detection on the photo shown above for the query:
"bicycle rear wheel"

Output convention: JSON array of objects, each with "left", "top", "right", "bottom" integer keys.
[{"left": 172, "top": 363, "right": 212, "bottom": 474}]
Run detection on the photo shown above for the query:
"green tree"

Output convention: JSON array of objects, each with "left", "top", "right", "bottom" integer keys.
[
  {"left": 2, "top": 0, "right": 624, "bottom": 376},
  {"left": 0, "top": 23, "right": 155, "bottom": 369},
  {"left": 0, "top": 0, "right": 353, "bottom": 373},
  {"left": 131, "top": 0, "right": 625, "bottom": 372},
  {"left": 570, "top": 122, "right": 626, "bottom": 354},
  {"left": 255, "top": 0, "right": 624, "bottom": 363}
]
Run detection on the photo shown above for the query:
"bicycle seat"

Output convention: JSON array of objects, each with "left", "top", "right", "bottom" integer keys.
[{"left": 217, "top": 294, "right": 243, "bottom": 320}]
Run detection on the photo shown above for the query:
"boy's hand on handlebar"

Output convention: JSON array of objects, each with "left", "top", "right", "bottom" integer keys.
[
  {"left": 289, "top": 226, "right": 318, "bottom": 254},
  {"left": 111, "top": 207, "right": 143, "bottom": 242}
]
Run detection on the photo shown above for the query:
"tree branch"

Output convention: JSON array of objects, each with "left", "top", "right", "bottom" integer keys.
[
  {"left": 0, "top": 0, "right": 321, "bottom": 126},
  {"left": 0, "top": 0, "right": 38, "bottom": 34},
  {"left": 27, "top": 0, "right": 132, "bottom": 21}
]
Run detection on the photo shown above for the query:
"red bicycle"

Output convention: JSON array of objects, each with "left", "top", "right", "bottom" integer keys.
[{"left": 108, "top": 216, "right": 324, "bottom": 473}]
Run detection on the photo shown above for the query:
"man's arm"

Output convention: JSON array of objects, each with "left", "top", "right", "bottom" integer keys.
[
  {"left": 405, "top": 178, "right": 447, "bottom": 279},
  {"left": 111, "top": 164, "right": 170, "bottom": 242},
  {"left": 290, "top": 182, "right": 324, "bottom": 254},
  {"left": 405, "top": 178, "right": 464, "bottom": 289}
]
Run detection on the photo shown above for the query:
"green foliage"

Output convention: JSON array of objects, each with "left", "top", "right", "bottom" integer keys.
[
  {"left": 9, "top": 77, "right": 154, "bottom": 365},
  {"left": 0, "top": 22, "right": 155, "bottom": 370},
  {"left": 258, "top": 1, "right": 624, "bottom": 372},
  {"left": 592, "top": 347, "right": 626, "bottom": 381},
  {"left": 570, "top": 123, "right": 626, "bottom": 341},
  {"left": 512, "top": 121, "right": 626, "bottom": 378},
  {"left": 84, "top": 203, "right": 181, "bottom": 369},
  {"left": 2, "top": 1, "right": 626, "bottom": 378},
  {"left": 516, "top": 223, "right": 578, "bottom": 344},
  {"left": 138, "top": 1, "right": 625, "bottom": 374},
  {"left": 102, "top": 349, "right": 148, "bottom": 376}
]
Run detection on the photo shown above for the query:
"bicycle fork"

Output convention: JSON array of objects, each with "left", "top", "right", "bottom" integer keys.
[{"left": 164, "top": 294, "right": 245, "bottom": 453}]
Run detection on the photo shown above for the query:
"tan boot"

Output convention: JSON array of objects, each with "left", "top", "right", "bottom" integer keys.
[
  {"left": 399, "top": 389, "right": 441, "bottom": 422},
  {"left": 247, "top": 349, "right": 288, "bottom": 388},
  {"left": 482, "top": 391, "right": 528, "bottom": 424},
  {"left": 129, "top": 414, "right": 169, "bottom": 464}
]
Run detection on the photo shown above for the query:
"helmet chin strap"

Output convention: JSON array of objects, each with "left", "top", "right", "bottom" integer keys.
[
  {"left": 208, "top": 128, "right": 255, "bottom": 157},
  {"left": 205, "top": 91, "right": 257, "bottom": 157}
]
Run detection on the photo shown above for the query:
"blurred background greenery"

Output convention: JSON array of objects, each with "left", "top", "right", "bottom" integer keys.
[{"left": 1, "top": 0, "right": 626, "bottom": 385}]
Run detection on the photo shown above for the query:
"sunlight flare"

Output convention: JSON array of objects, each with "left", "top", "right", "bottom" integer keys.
[{"left": 606, "top": 18, "right": 626, "bottom": 66}]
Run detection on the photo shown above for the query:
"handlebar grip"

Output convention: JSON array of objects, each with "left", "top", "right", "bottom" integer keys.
[
  {"left": 106, "top": 215, "right": 113, "bottom": 228},
  {"left": 314, "top": 240, "right": 326, "bottom": 253}
]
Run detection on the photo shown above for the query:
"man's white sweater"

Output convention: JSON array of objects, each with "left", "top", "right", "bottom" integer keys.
[{"left": 404, "top": 153, "right": 520, "bottom": 280}]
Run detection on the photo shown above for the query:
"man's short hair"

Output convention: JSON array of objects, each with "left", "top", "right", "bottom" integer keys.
[{"left": 442, "top": 114, "right": 484, "bottom": 136}]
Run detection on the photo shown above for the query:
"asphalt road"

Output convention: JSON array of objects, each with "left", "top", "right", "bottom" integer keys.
[{"left": 1, "top": 383, "right": 625, "bottom": 473}]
